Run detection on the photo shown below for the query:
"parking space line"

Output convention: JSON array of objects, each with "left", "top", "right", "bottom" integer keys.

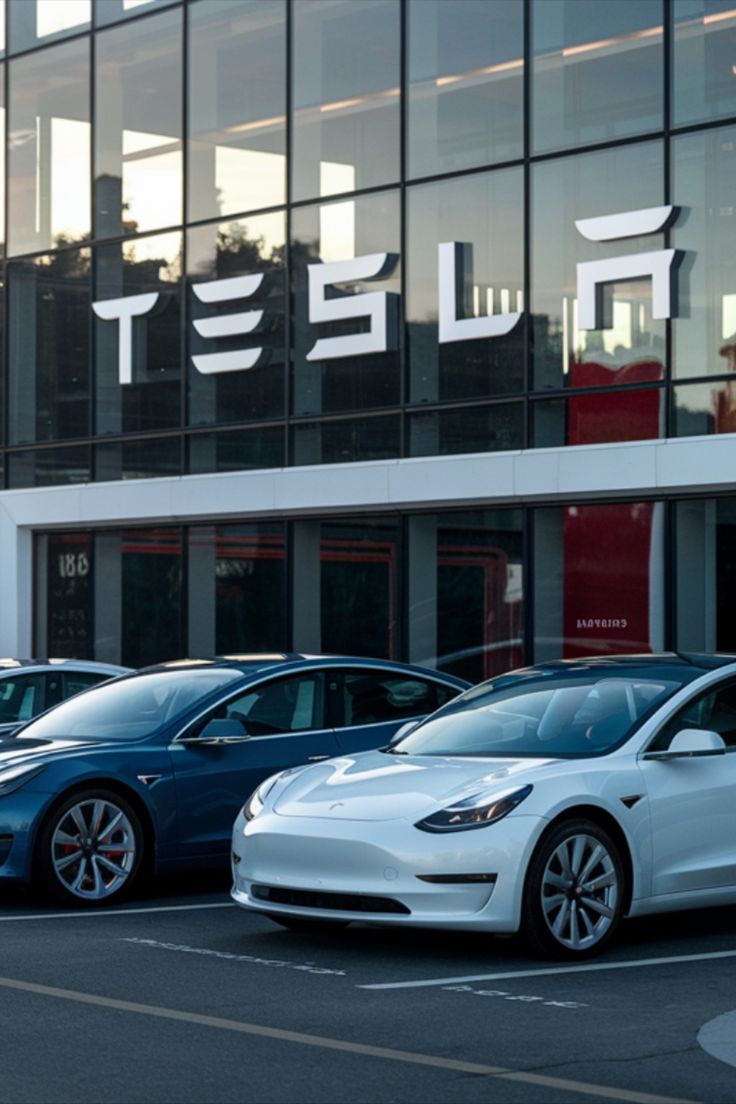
[
  {"left": 0, "top": 902, "right": 235, "bottom": 922},
  {"left": 0, "top": 974, "right": 693, "bottom": 1104},
  {"left": 359, "top": 948, "right": 736, "bottom": 989}
]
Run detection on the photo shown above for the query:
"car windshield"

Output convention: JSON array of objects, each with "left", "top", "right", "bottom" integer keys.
[
  {"left": 394, "top": 667, "right": 695, "bottom": 758},
  {"left": 15, "top": 669, "right": 244, "bottom": 742}
]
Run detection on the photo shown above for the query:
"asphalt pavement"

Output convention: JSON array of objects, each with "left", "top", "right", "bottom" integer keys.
[{"left": 0, "top": 873, "right": 735, "bottom": 1104}]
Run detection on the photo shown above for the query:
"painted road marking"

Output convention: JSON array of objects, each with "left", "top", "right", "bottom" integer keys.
[
  {"left": 442, "top": 984, "right": 587, "bottom": 1008},
  {"left": 359, "top": 948, "right": 736, "bottom": 990},
  {"left": 697, "top": 1009, "right": 736, "bottom": 1069},
  {"left": 0, "top": 902, "right": 235, "bottom": 922},
  {"left": 0, "top": 974, "right": 693, "bottom": 1104},
  {"left": 122, "top": 936, "right": 347, "bottom": 975}
]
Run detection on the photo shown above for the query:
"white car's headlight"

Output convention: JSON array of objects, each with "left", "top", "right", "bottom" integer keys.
[
  {"left": 0, "top": 762, "right": 44, "bottom": 795},
  {"left": 243, "top": 773, "right": 283, "bottom": 821},
  {"left": 415, "top": 784, "right": 533, "bottom": 833}
]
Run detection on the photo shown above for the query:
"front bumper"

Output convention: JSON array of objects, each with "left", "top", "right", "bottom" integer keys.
[{"left": 231, "top": 808, "right": 548, "bottom": 932}]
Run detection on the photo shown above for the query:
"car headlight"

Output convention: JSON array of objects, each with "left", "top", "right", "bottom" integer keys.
[
  {"left": 415, "top": 784, "right": 533, "bottom": 833},
  {"left": 243, "top": 773, "right": 283, "bottom": 821},
  {"left": 0, "top": 762, "right": 44, "bottom": 795}
]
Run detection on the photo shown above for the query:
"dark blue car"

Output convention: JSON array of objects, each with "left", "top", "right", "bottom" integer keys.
[{"left": 0, "top": 654, "right": 468, "bottom": 905}]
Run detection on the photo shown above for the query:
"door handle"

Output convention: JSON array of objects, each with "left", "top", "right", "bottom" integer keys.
[{"left": 307, "top": 754, "right": 331, "bottom": 761}]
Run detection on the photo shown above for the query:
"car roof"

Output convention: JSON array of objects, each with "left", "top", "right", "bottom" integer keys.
[
  {"left": 509, "top": 653, "right": 736, "bottom": 678},
  {"left": 135, "top": 654, "right": 470, "bottom": 685},
  {"left": 0, "top": 659, "right": 130, "bottom": 674}
]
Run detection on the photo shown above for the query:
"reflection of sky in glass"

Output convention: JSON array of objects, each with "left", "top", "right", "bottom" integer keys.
[
  {"left": 188, "top": 212, "right": 285, "bottom": 277},
  {"left": 49, "top": 117, "right": 90, "bottom": 243},
  {"left": 123, "top": 231, "right": 181, "bottom": 279},
  {"left": 121, "top": 129, "right": 181, "bottom": 234},
  {"left": 37, "top": 0, "right": 90, "bottom": 37}
]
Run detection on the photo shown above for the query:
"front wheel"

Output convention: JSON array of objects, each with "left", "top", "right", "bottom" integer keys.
[
  {"left": 521, "top": 819, "right": 625, "bottom": 959},
  {"left": 36, "top": 789, "right": 144, "bottom": 906}
]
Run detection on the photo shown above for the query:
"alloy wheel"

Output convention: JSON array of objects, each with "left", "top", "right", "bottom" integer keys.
[
  {"left": 540, "top": 832, "right": 619, "bottom": 952},
  {"left": 51, "top": 798, "right": 137, "bottom": 901}
]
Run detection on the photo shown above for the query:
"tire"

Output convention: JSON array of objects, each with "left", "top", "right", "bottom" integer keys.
[
  {"left": 36, "top": 788, "right": 145, "bottom": 907},
  {"left": 265, "top": 913, "right": 349, "bottom": 933},
  {"left": 521, "top": 818, "right": 625, "bottom": 960}
]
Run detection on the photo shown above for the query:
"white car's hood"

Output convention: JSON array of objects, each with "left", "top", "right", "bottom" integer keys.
[{"left": 272, "top": 750, "right": 555, "bottom": 821}]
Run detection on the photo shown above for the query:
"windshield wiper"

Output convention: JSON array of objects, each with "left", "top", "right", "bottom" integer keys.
[{"left": 379, "top": 745, "right": 408, "bottom": 754}]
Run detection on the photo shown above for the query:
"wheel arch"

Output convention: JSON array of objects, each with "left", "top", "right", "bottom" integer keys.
[
  {"left": 531, "top": 804, "right": 636, "bottom": 915},
  {"left": 33, "top": 778, "right": 158, "bottom": 880}
]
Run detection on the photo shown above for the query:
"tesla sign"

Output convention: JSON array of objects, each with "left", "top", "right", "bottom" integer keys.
[{"left": 92, "top": 205, "right": 681, "bottom": 386}]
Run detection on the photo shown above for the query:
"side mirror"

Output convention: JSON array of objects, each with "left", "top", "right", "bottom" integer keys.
[
  {"left": 644, "top": 728, "right": 726, "bottom": 760},
  {"left": 184, "top": 717, "right": 250, "bottom": 745}
]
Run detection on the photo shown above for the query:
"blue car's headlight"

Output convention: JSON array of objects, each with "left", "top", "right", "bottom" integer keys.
[
  {"left": 415, "top": 784, "right": 533, "bottom": 833},
  {"left": 0, "top": 762, "right": 44, "bottom": 795},
  {"left": 243, "top": 773, "right": 283, "bottom": 821}
]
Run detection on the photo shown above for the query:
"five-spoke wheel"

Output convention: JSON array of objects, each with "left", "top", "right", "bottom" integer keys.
[
  {"left": 37, "top": 789, "right": 144, "bottom": 905},
  {"left": 522, "top": 818, "right": 624, "bottom": 958}
]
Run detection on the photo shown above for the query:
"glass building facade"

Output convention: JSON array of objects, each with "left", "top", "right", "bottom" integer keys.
[{"left": 0, "top": 0, "right": 734, "bottom": 675}]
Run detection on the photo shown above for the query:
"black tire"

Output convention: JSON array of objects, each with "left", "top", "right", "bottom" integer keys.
[
  {"left": 521, "top": 818, "right": 625, "bottom": 960},
  {"left": 265, "top": 913, "right": 349, "bottom": 933},
  {"left": 36, "top": 788, "right": 145, "bottom": 907}
]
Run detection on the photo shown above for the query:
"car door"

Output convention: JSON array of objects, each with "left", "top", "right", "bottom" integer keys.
[
  {"left": 640, "top": 679, "right": 736, "bottom": 896},
  {"left": 331, "top": 667, "right": 461, "bottom": 754},
  {"left": 170, "top": 669, "right": 340, "bottom": 859}
]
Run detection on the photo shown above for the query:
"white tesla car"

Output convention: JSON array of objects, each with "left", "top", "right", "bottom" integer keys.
[{"left": 232, "top": 655, "right": 736, "bottom": 958}]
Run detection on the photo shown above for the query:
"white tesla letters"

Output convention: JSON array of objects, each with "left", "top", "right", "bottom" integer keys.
[{"left": 91, "top": 207, "right": 683, "bottom": 385}]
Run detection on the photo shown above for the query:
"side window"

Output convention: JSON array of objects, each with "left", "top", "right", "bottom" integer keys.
[
  {"left": 0, "top": 673, "right": 46, "bottom": 724},
  {"left": 650, "top": 681, "right": 736, "bottom": 751},
  {"left": 339, "top": 670, "right": 453, "bottom": 727},
  {"left": 215, "top": 673, "right": 325, "bottom": 736},
  {"left": 61, "top": 671, "right": 111, "bottom": 698}
]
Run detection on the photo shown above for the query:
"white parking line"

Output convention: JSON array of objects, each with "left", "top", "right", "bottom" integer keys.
[
  {"left": 0, "top": 974, "right": 694, "bottom": 1104},
  {"left": 0, "top": 902, "right": 235, "bottom": 921},
  {"left": 359, "top": 947, "right": 736, "bottom": 989}
]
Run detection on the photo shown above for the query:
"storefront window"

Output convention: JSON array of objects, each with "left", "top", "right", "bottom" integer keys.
[
  {"left": 7, "top": 445, "right": 91, "bottom": 488},
  {"left": 409, "top": 404, "right": 523, "bottom": 457},
  {"left": 94, "top": 9, "right": 182, "bottom": 238},
  {"left": 38, "top": 533, "right": 94, "bottom": 660},
  {"left": 187, "top": 427, "right": 285, "bottom": 473},
  {"left": 675, "top": 498, "right": 736, "bottom": 652},
  {"left": 407, "top": 169, "right": 524, "bottom": 403},
  {"left": 291, "top": 0, "right": 400, "bottom": 202},
  {"left": 8, "top": 249, "right": 91, "bottom": 445},
  {"left": 406, "top": 0, "right": 523, "bottom": 180},
  {"left": 8, "top": 39, "right": 90, "bottom": 256},
  {"left": 673, "top": 380, "right": 736, "bottom": 436},
  {"left": 672, "top": 126, "right": 736, "bottom": 380},
  {"left": 531, "top": 0, "right": 663, "bottom": 154},
  {"left": 95, "top": 436, "right": 181, "bottom": 480},
  {"left": 292, "top": 415, "right": 400, "bottom": 465},
  {"left": 94, "top": 231, "right": 182, "bottom": 436},
  {"left": 187, "top": 213, "right": 285, "bottom": 428},
  {"left": 188, "top": 0, "right": 285, "bottom": 222},
  {"left": 531, "top": 141, "right": 665, "bottom": 392},
  {"left": 532, "top": 389, "right": 664, "bottom": 447},
  {"left": 95, "top": 0, "right": 178, "bottom": 29},
  {"left": 534, "top": 502, "right": 664, "bottom": 661},
  {"left": 673, "top": 1, "right": 736, "bottom": 127},
  {"left": 9, "top": 0, "right": 89, "bottom": 54},
  {"left": 291, "top": 189, "right": 400, "bottom": 417}
]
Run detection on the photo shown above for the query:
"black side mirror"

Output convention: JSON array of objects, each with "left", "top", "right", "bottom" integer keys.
[{"left": 184, "top": 717, "right": 250, "bottom": 745}]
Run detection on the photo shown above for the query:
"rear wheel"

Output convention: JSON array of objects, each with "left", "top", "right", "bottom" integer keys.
[
  {"left": 522, "top": 818, "right": 625, "bottom": 959},
  {"left": 265, "top": 913, "right": 349, "bottom": 933},
  {"left": 36, "top": 789, "right": 144, "bottom": 906}
]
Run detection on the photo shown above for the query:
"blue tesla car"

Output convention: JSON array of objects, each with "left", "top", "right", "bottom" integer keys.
[{"left": 0, "top": 654, "right": 468, "bottom": 905}]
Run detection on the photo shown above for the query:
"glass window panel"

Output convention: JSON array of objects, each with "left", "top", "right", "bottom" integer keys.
[
  {"left": 42, "top": 533, "right": 94, "bottom": 659},
  {"left": 407, "top": 169, "right": 524, "bottom": 403},
  {"left": 95, "top": 436, "right": 181, "bottom": 480},
  {"left": 292, "top": 415, "right": 399, "bottom": 466},
  {"left": 94, "top": 231, "right": 182, "bottom": 435},
  {"left": 8, "top": 39, "right": 90, "bottom": 256},
  {"left": 0, "top": 1, "right": 5, "bottom": 56},
  {"left": 673, "top": 1, "right": 736, "bottom": 126},
  {"left": 407, "top": 0, "right": 523, "bottom": 180},
  {"left": 9, "top": 0, "right": 89, "bottom": 53},
  {"left": 532, "top": 142, "right": 665, "bottom": 391},
  {"left": 0, "top": 64, "right": 5, "bottom": 250},
  {"left": 187, "top": 213, "right": 285, "bottom": 427},
  {"left": 672, "top": 126, "right": 736, "bottom": 380},
  {"left": 672, "top": 380, "right": 736, "bottom": 436},
  {"left": 7, "top": 445, "right": 91, "bottom": 487},
  {"left": 8, "top": 249, "right": 91, "bottom": 444},
  {"left": 532, "top": 389, "right": 664, "bottom": 448},
  {"left": 320, "top": 517, "right": 399, "bottom": 659},
  {"left": 95, "top": 0, "right": 177, "bottom": 28},
  {"left": 188, "top": 0, "right": 285, "bottom": 222},
  {"left": 675, "top": 498, "right": 736, "bottom": 652},
  {"left": 291, "top": 0, "right": 400, "bottom": 202},
  {"left": 531, "top": 0, "right": 663, "bottom": 154},
  {"left": 409, "top": 403, "right": 523, "bottom": 457},
  {"left": 291, "top": 190, "right": 400, "bottom": 416},
  {"left": 118, "top": 529, "right": 182, "bottom": 666},
  {"left": 534, "top": 502, "right": 664, "bottom": 662},
  {"left": 95, "top": 9, "right": 182, "bottom": 238},
  {"left": 187, "top": 426, "right": 285, "bottom": 473}
]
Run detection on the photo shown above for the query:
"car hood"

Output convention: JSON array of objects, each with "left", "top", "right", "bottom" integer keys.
[
  {"left": 0, "top": 734, "right": 101, "bottom": 767},
  {"left": 272, "top": 750, "right": 555, "bottom": 821}
]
